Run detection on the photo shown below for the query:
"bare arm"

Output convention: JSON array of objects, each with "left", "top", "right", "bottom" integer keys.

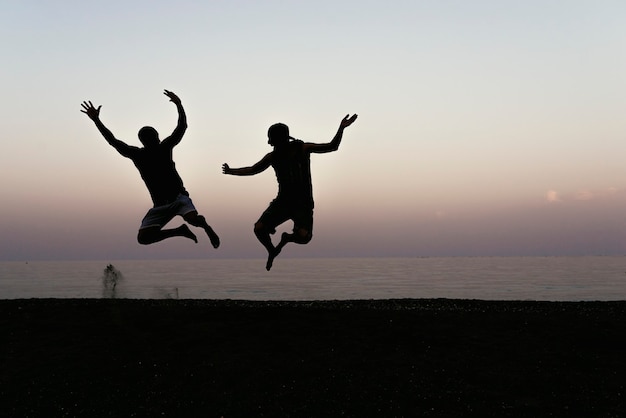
[
  {"left": 161, "top": 89, "right": 187, "bottom": 147},
  {"left": 222, "top": 153, "right": 273, "bottom": 176},
  {"left": 303, "top": 114, "right": 358, "bottom": 154},
  {"left": 80, "top": 100, "right": 135, "bottom": 157}
]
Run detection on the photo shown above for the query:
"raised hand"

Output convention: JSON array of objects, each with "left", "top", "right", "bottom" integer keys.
[
  {"left": 163, "top": 89, "right": 181, "bottom": 105},
  {"left": 340, "top": 114, "right": 358, "bottom": 129},
  {"left": 80, "top": 101, "right": 101, "bottom": 121}
]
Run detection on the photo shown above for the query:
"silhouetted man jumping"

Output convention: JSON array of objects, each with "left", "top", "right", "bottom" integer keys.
[
  {"left": 222, "top": 114, "right": 358, "bottom": 270},
  {"left": 81, "top": 90, "right": 220, "bottom": 249}
]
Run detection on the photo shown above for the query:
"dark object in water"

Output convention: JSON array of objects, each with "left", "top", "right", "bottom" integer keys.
[{"left": 102, "top": 264, "right": 123, "bottom": 298}]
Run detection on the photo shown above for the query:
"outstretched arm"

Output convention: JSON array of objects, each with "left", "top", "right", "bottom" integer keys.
[
  {"left": 222, "top": 153, "right": 273, "bottom": 176},
  {"left": 303, "top": 114, "right": 358, "bottom": 154},
  {"left": 80, "top": 101, "right": 135, "bottom": 157},
  {"left": 161, "top": 89, "right": 187, "bottom": 147}
]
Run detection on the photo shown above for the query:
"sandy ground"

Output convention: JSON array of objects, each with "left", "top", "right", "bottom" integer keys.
[{"left": 1, "top": 298, "right": 625, "bottom": 417}]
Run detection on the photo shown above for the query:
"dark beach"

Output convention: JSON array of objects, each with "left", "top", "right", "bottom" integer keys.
[{"left": 1, "top": 299, "right": 625, "bottom": 417}]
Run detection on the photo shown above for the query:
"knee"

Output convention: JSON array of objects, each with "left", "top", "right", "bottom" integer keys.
[
  {"left": 255, "top": 221, "right": 278, "bottom": 237},
  {"left": 294, "top": 229, "right": 312, "bottom": 244},
  {"left": 137, "top": 230, "right": 151, "bottom": 245},
  {"left": 254, "top": 221, "right": 265, "bottom": 235},
  {"left": 137, "top": 226, "right": 159, "bottom": 245}
]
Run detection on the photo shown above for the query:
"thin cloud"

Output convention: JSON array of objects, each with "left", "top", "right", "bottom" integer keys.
[
  {"left": 546, "top": 190, "right": 561, "bottom": 203},
  {"left": 575, "top": 187, "right": 619, "bottom": 200},
  {"left": 575, "top": 190, "right": 594, "bottom": 201},
  {"left": 548, "top": 187, "right": 621, "bottom": 203}
]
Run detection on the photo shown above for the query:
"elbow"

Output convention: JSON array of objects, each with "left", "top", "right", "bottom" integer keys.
[
  {"left": 176, "top": 123, "right": 188, "bottom": 135},
  {"left": 329, "top": 137, "right": 342, "bottom": 151}
]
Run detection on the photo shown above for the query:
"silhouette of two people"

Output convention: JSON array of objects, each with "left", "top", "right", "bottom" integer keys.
[
  {"left": 81, "top": 90, "right": 220, "bottom": 249},
  {"left": 223, "top": 114, "right": 358, "bottom": 270},
  {"left": 82, "top": 89, "right": 358, "bottom": 269}
]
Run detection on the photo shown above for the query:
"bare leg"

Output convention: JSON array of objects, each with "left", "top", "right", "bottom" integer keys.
[
  {"left": 265, "top": 228, "right": 312, "bottom": 271},
  {"left": 184, "top": 211, "right": 220, "bottom": 249},
  {"left": 255, "top": 221, "right": 282, "bottom": 271},
  {"left": 263, "top": 232, "right": 291, "bottom": 271},
  {"left": 137, "top": 224, "right": 197, "bottom": 245},
  {"left": 274, "top": 232, "right": 292, "bottom": 254}
]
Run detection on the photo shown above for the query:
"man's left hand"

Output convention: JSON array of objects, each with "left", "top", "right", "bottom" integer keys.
[
  {"left": 164, "top": 89, "right": 181, "bottom": 105},
  {"left": 340, "top": 114, "right": 358, "bottom": 129}
]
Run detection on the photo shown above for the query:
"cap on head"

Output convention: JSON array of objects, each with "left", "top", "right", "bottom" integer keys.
[
  {"left": 267, "top": 123, "right": 291, "bottom": 146},
  {"left": 138, "top": 126, "right": 159, "bottom": 147}
]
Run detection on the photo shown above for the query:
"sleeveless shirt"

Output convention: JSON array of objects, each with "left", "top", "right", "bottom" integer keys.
[{"left": 271, "top": 140, "right": 313, "bottom": 206}]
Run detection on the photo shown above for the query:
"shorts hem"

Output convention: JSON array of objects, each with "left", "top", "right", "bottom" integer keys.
[{"left": 139, "top": 223, "right": 161, "bottom": 230}]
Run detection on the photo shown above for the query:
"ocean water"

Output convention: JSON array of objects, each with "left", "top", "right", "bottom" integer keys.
[{"left": 0, "top": 256, "right": 625, "bottom": 301}]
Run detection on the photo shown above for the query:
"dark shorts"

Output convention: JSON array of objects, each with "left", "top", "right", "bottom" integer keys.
[{"left": 257, "top": 198, "right": 314, "bottom": 235}]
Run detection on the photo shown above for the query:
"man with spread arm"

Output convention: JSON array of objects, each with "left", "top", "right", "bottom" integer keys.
[
  {"left": 222, "top": 114, "right": 357, "bottom": 270},
  {"left": 81, "top": 90, "right": 220, "bottom": 249}
]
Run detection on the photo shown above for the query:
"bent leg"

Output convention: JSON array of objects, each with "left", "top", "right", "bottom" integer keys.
[
  {"left": 278, "top": 207, "right": 313, "bottom": 250},
  {"left": 255, "top": 202, "right": 290, "bottom": 271},
  {"left": 267, "top": 227, "right": 311, "bottom": 271},
  {"left": 254, "top": 221, "right": 281, "bottom": 271},
  {"left": 137, "top": 204, "right": 195, "bottom": 245},
  {"left": 137, "top": 224, "right": 197, "bottom": 245},
  {"left": 183, "top": 211, "right": 220, "bottom": 248},
  {"left": 276, "top": 227, "right": 312, "bottom": 251}
]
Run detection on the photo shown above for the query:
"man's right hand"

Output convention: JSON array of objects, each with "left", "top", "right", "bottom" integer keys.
[{"left": 80, "top": 101, "right": 101, "bottom": 121}]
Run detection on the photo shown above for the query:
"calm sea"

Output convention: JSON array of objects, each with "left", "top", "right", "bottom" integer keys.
[{"left": 1, "top": 257, "right": 625, "bottom": 301}]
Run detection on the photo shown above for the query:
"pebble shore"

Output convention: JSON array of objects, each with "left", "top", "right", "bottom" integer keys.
[{"left": 2, "top": 298, "right": 625, "bottom": 416}]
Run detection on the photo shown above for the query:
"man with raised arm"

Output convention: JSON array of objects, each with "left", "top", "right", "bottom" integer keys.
[
  {"left": 222, "top": 114, "right": 358, "bottom": 270},
  {"left": 81, "top": 90, "right": 220, "bottom": 249}
]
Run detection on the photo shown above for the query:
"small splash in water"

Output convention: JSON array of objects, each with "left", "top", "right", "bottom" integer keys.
[{"left": 101, "top": 264, "right": 124, "bottom": 298}]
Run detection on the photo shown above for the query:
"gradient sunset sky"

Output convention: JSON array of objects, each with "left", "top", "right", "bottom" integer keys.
[{"left": 2, "top": 0, "right": 626, "bottom": 261}]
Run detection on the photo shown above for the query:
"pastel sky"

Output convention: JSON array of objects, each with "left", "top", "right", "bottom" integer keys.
[{"left": 2, "top": 0, "right": 626, "bottom": 260}]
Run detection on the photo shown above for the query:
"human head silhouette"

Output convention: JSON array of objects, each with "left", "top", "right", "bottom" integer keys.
[
  {"left": 138, "top": 126, "right": 159, "bottom": 148},
  {"left": 267, "top": 123, "right": 291, "bottom": 147}
]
